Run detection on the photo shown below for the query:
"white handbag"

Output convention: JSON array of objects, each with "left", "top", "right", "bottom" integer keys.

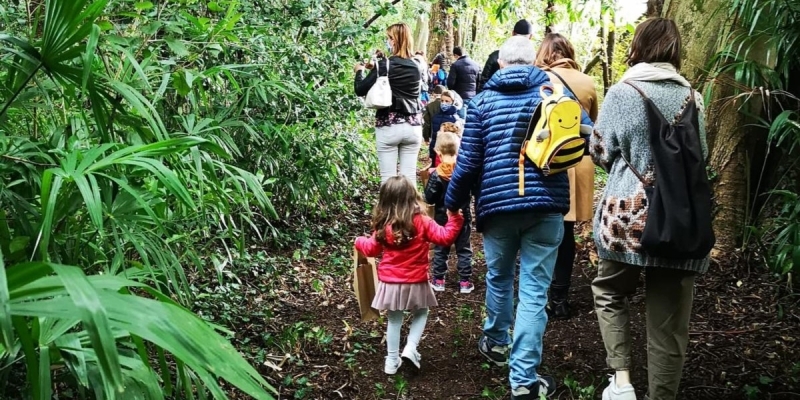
[{"left": 364, "top": 58, "right": 392, "bottom": 109}]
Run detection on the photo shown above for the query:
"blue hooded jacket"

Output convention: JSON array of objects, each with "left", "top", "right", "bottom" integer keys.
[
  {"left": 444, "top": 65, "right": 593, "bottom": 231},
  {"left": 429, "top": 103, "right": 459, "bottom": 161}
]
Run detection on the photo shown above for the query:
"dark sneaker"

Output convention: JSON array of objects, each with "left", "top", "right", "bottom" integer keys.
[
  {"left": 459, "top": 280, "right": 475, "bottom": 294},
  {"left": 511, "top": 375, "right": 557, "bottom": 399},
  {"left": 548, "top": 299, "right": 571, "bottom": 320},
  {"left": 431, "top": 278, "right": 445, "bottom": 292},
  {"left": 478, "top": 335, "right": 508, "bottom": 366}
]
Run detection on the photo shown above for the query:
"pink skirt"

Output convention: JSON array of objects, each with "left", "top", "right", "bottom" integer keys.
[{"left": 371, "top": 282, "right": 438, "bottom": 311}]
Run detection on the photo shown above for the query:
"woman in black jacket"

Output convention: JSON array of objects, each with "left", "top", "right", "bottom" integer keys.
[{"left": 355, "top": 23, "right": 424, "bottom": 185}]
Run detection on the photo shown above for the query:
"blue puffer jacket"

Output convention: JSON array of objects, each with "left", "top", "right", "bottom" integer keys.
[{"left": 444, "top": 65, "right": 593, "bottom": 231}]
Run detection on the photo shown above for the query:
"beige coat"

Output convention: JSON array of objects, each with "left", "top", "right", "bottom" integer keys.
[{"left": 544, "top": 60, "right": 598, "bottom": 222}]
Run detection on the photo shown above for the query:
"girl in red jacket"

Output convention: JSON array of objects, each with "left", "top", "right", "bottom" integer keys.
[{"left": 355, "top": 176, "right": 464, "bottom": 375}]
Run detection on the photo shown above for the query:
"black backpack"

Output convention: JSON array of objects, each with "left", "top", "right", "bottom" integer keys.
[{"left": 621, "top": 81, "right": 715, "bottom": 260}]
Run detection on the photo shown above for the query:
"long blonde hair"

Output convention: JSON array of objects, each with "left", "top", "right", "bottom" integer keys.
[
  {"left": 371, "top": 176, "right": 422, "bottom": 246},
  {"left": 387, "top": 23, "right": 414, "bottom": 59}
]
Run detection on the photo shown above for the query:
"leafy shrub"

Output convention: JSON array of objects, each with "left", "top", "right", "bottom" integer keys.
[
  {"left": 710, "top": 0, "right": 800, "bottom": 278},
  {"left": 0, "top": 0, "right": 385, "bottom": 397}
]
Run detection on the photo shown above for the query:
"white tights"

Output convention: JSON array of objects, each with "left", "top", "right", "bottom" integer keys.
[{"left": 386, "top": 308, "right": 429, "bottom": 360}]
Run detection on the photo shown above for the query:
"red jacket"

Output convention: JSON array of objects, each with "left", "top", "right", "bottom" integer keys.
[{"left": 355, "top": 213, "right": 464, "bottom": 283}]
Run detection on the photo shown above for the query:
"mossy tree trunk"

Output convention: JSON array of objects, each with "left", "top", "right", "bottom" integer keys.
[
  {"left": 664, "top": 0, "right": 753, "bottom": 254},
  {"left": 545, "top": 0, "right": 555, "bottom": 34},
  {"left": 427, "top": 0, "right": 453, "bottom": 67}
]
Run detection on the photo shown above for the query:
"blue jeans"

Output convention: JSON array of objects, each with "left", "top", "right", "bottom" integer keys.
[{"left": 482, "top": 212, "right": 564, "bottom": 389}]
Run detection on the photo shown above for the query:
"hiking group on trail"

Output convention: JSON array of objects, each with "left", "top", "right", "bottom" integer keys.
[{"left": 353, "top": 17, "right": 714, "bottom": 400}]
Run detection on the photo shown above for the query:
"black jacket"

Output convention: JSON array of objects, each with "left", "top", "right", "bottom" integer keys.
[
  {"left": 355, "top": 56, "right": 422, "bottom": 116},
  {"left": 446, "top": 55, "right": 481, "bottom": 101},
  {"left": 424, "top": 170, "right": 471, "bottom": 225},
  {"left": 477, "top": 50, "right": 499, "bottom": 94}
]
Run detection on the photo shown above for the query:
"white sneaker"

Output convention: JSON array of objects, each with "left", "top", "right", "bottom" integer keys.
[
  {"left": 384, "top": 357, "right": 402, "bottom": 375},
  {"left": 602, "top": 375, "right": 637, "bottom": 400},
  {"left": 401, "top": 346, "right": 421, "bottom": 370}
]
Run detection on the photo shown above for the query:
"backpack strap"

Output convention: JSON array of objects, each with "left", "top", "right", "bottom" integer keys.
[
  {"left": 621, "top": 81, "right": 650, "bottom": 187},
  {"left": 621, "top": 81, "right": 697, "bottom": 187},
  {"left": 624, "top": 80, "right": 649, "bottom": 99},
  {"left": 518, "top": 85, "right": 553, "bottom": 195},
  {"left": 620, "top": 154, "right": 648, "bottom": 186}
]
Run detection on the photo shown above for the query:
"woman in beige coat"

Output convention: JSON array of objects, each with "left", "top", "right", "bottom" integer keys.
[{"left": 535, "top": 33, "right": 598, "bottom": 319}]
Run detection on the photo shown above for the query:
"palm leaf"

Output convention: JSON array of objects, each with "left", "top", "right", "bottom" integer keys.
[
  {"left": 7, "top": 260, "right": 275, "bottom": 399},
  {"left": 52, "top": 265, "right": 123, "bottom": 397},
  {"left": 0, "top": 251, "right": 14, "bottom": 351}
]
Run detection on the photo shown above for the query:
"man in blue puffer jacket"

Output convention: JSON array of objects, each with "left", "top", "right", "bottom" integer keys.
[{"left": 445, "top": 36, "right": 592, "bottom": 400}]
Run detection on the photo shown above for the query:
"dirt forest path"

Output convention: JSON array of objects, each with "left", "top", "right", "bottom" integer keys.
[{"left": 218, "top": 152, "right": 800, "bottom": 400}]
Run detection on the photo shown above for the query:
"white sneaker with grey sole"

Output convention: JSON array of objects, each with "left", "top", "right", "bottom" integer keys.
[
  {"left": 384, "top": 357, "right": 402, "bottom": 375},
  {"left": 401, "top": 346, "right": 421, "bottom": 370},
  {"left": 602, "top": 375, "right": 637, "bottom": 400}
]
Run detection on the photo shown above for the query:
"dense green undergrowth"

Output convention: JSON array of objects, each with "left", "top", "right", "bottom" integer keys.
[{"left": 0, "top": 0, "right": 385, "bottom": 397}]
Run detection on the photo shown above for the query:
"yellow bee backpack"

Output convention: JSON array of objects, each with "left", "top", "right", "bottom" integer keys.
[{"left": 518, "top": 83, "right": 592, "bottom": 196}]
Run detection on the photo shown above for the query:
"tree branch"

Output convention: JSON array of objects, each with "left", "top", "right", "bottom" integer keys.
[
  {"left": 583, "top": 54, "right": 602, "bottom": 74},
  {"left": 1, "top": 154, "right": 56, "bottom": 167},
  {"left": 363, "top": 0, "right": 403, "bottom": 29}
]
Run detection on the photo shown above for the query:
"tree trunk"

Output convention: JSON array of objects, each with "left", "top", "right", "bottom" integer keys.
[
  {"left": 599, "top": 14, "right": 610, "bottom": 93},
  {"left": 443, "top": 11, "right": 454, "bottom": 59},
  {"left": 454, "top": 17, "right": 462, "bottom": 48},
  {"left": 427, "top": 0, "right": 453, "bottom": 68},
  {"left": 606, "top": 10, "right": 616, "bottom": 86},
  {"left": 545, "top": 0, "right": 556, "bottom": 34},
  {"left": 414, "top": 14, "right": 429, "bottom": 54},
  {"left": 646, "top": 0, "right": 665, "bottom": 17},
  {"left": 427, "top": 1, "right": 444, "bottom": 62},
  {"left": 665, "top": 0, "right": 750, "bottom": 254},
  {"left": 471, "top": 11, "right": 478, "bottom": 44}
]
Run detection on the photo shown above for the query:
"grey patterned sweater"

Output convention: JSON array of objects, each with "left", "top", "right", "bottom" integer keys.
[{"left": 590, "top": 80, "right": 710, "bottom": 273}]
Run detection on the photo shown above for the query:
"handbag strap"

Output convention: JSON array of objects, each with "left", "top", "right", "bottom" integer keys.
[{"left": 378, "top": 57, "right": 390, "bottom": 77}]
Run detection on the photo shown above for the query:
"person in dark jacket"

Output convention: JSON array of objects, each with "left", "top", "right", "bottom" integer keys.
[
  {"left": 477, "top": 19, "right": 532, "bottom": 94},
  {"left": 422, "top": 85, "right": 447, "bottom": 143},
  {"left": 423, "top": 90, "right": 461, "bottom": 166},
  {"left": 424, "top": 132, "right": 473, "bottom": 294},
  {"left": 445, "top": 36, "right": 592, "bottom": 400},
  {"left": 447, "top": 47, "right": 481, "bottom": 102},
  {"left": 355, "top": 23, "right": 424, "bottom": 185}
]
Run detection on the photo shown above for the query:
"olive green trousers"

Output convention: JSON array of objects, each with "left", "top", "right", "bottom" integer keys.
[{"left": 592, "top": 259, "right": 696, "bottom": 400}]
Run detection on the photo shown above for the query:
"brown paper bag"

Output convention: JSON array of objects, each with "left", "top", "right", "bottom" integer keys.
[
  {"left": 420, "top": 168, "right": 430, "bottom": 188},
  {"left": 418, "top": 168, "right": 436, "bottom": 218},
  {"left": 353, "top": 248, "right": 380, "bottom": 322}
]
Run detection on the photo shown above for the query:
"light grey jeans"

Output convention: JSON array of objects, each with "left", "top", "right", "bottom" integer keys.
[{"left": 375, "top": 122, "right": 422, "bottom": 186}]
